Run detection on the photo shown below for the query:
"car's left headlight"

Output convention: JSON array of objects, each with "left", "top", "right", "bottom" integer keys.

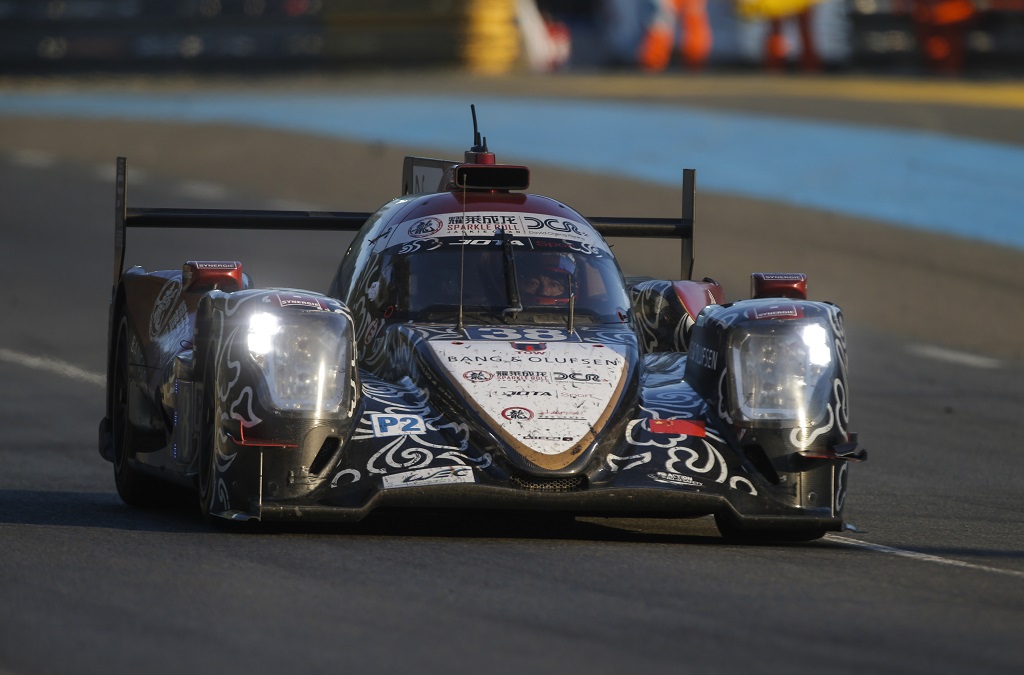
[
  {"left": 727, "top": 319, "right": 835, "bottom": 428},
  {"left": 247, "top": 310, "right": 352, "bottom": 415}
]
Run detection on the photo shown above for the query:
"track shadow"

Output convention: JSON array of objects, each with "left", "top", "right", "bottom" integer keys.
[
  {"left": 11, "top": 487, "right": 1016, "bottom": 561},
  {"left": 0, "top": 488, "right": 209, "bottom": 533},
  {"left": 0, "top": 486, "right": 844, "bottom": 548},
  {"left": 0, "top": 486, "right": 732, "bottom": 543}
]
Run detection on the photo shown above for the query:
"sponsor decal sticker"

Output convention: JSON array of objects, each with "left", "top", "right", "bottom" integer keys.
[
  {"left": 382, "top": 466, "right": 475, "bottom": 489},
  {"left": 501, "top": 407, "right": 534, "bottom": 421},
  {"left": 429, "top": 338, "right": 628, "bottom": 456},
  {"left": 650, "top": 472, "right": 704, "bottom": 488},
  {"left": 689, "top": 344, "right": 718, "bottom": 370},
  {"left": 370, "top": 413, "right": 427, "bottom": 437},
  {"left": 537, "top": 410, "right": 588, "bottom": 421},
  {"left": 408, "top": 217, "right": 444, "bottom": 238},
  {"left": 496, "top": 370, "right": 550, "bottom": 382},
  {"left": 750, "top": 304, "right": 804, "bottom": 320},
  {"left": 273, "top": 292, "right": 327, "bottom": 310},
  {"left": 553, "top": 371, "right": 603, "bottom": 383},
  {"left": 649, "top": 419, "right": 706, "bottom": 436},
  {"left": 511, "top": 341, "right": 547, "bottom": 353},
  {"left": 446, "top": 214, "right": 524, "bottom": 234},
  {"left": 390, "top": 212, "right": 610, "bottom": 251}
]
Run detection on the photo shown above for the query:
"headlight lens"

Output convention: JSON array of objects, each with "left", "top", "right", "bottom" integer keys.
[
  {"left": 728, "top": 318, "right": 834, "bottom": 427},
  {"left": 247, "top": 311, "right": 351, "bottom": 414}
]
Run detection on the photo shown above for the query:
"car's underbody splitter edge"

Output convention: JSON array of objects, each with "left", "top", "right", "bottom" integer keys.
[{"left": 241, "top": 483, "right": 843, "bottom": 532}]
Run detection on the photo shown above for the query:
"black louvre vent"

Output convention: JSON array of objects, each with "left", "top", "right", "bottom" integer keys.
[
  {"left": 309, "top": 437, "right": 341, "bottom": 475},
  {"left": 509, "top": 473, "right": 586, "bottom": 493}
]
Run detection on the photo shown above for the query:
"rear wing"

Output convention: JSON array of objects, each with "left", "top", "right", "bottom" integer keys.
[
  {"left": 112, "top": 157, "right": 371, "bottom": 287},
  {"left": 114, "top": 156, "right": 696, "bottom": 287}
]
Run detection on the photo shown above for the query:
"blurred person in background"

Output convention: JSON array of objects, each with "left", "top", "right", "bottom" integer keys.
[
  {"left": 734, "top": 0, "right": 823, "bottom": 71},
  {"left": 600, "top": 0, "right": 712, "bottom": 70},
  {"left": 911, "top": 0, "right": 975, "bottom": 74},
  {"left": 518, "top": 0, "right": 573, "bottom": 71}
]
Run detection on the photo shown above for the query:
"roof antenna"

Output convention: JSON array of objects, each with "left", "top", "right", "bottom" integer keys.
[{"left": 466, "top": 104, "right": 495, "bottom": 164}]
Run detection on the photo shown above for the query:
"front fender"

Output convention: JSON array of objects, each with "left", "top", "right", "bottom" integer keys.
[{"left": 197, "top": 289, "right": 360, "bottom": 517}]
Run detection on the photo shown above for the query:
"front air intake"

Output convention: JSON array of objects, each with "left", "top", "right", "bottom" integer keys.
[
  {"left": 309, "top": 436, "right": 341, "bottom": 475},
  {"left": 509, "top": 473, "right": 586, "bottom": 493}
]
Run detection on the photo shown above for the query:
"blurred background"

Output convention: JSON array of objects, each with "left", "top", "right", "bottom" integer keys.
[{"left": 1, "top": 0, "right": 1021, "bottom": 78}]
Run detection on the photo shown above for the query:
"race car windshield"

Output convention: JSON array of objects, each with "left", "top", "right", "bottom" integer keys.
[{"left": 382, "top": 239, "right": 629, "bottom": 325}]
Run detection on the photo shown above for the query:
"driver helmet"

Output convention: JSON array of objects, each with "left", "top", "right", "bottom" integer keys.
[{"left": 519, "top": 253, "right": 575, "bottom": 305}]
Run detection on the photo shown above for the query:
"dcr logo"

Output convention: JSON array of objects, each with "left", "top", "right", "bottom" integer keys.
[{"left": 553, "top": 372, "right": 601, "bottom": 383}]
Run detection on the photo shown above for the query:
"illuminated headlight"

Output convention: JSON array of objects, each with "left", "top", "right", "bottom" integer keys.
[
  {"left": 728, "top": 319, "right": 835, "bottom": 427},
  {"left": 247, "top": 311, "right": 351, "bottom": 414}
]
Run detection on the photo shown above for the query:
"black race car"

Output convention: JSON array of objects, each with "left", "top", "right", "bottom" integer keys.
[{"left": 99, "top": 113, "right": 864, "bottom": 539}]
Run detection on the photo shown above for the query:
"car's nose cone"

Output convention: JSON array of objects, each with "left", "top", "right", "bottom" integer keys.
[{"left": 427, "top": 337, "right": 630, "bottom": 470}]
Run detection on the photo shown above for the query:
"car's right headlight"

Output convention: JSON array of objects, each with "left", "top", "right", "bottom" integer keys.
[
  {"left": 727, "top": 318, "right": 835, "bottom": 428},
  {"left": 247, "top": 310, "right": 352, "bottom": 415}
]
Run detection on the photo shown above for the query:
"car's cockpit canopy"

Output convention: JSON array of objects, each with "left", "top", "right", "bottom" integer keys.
[{"left": 371, "top": 236, "right": 630, "bottom": 326}]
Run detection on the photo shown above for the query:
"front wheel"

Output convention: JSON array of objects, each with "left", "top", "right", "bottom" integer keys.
[{"left": 196, "top": 364, "right": 219, "bottom": 521}]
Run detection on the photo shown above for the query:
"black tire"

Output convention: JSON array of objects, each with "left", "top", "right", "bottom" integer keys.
[
  {"left": 196, "top": 346, "right": 220, "bottom": 522},
  {"left": 112, "top": 316, "right": 169, "bottom": 507}
]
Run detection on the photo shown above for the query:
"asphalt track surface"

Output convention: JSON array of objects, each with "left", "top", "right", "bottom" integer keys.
[{"left": 1, "top": 73, "right": 1023, "bottom": 674}]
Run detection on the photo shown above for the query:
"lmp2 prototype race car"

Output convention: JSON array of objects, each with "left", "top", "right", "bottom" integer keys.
[{"left": 99, "top": 111, "right": 865, "bottom": 540}]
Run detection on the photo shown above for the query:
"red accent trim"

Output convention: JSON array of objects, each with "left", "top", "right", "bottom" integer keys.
[
  {"left": 650, "top": 418, "right": 706, "bottom": 436},
  {"left": 750, "top": 273, "right": 807, "bottom": 300},
  {"left": 228, "top": 420, "right": 299, "bottom": 448},
  {"left": 464, "top": 151, "right": 496, "bottom": 165},
  {"left": 673, "top": 280, "right": 725, "bottom": 320},
  {"left": 183, "top": 260, "right": 243, "bottom": 292}
]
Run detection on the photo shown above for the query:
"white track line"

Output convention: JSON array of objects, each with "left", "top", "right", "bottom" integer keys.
[
  {"left": 93, "top": 163, "right": 149, "bottom": 184},
  {"left": 267, "top": 198, "right": 325, "bottom": 211},
  {"left": 177, "top": 180, "right": 227, "bottom": 200},
  {"left": 0, "top": 348, "right": 104, "bottom": 387},
  {"left": 11, "top": 149, "right": 55, "bottom": 168},
  {"left": 825, "top": 534, "right": 1024, "bottom": 579},
  {"left": 3, "top": 346, "right": 1020, "bottom": 578},
  {"left": 906, "top": 344, "right": 1002, "bottom": 369}
]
